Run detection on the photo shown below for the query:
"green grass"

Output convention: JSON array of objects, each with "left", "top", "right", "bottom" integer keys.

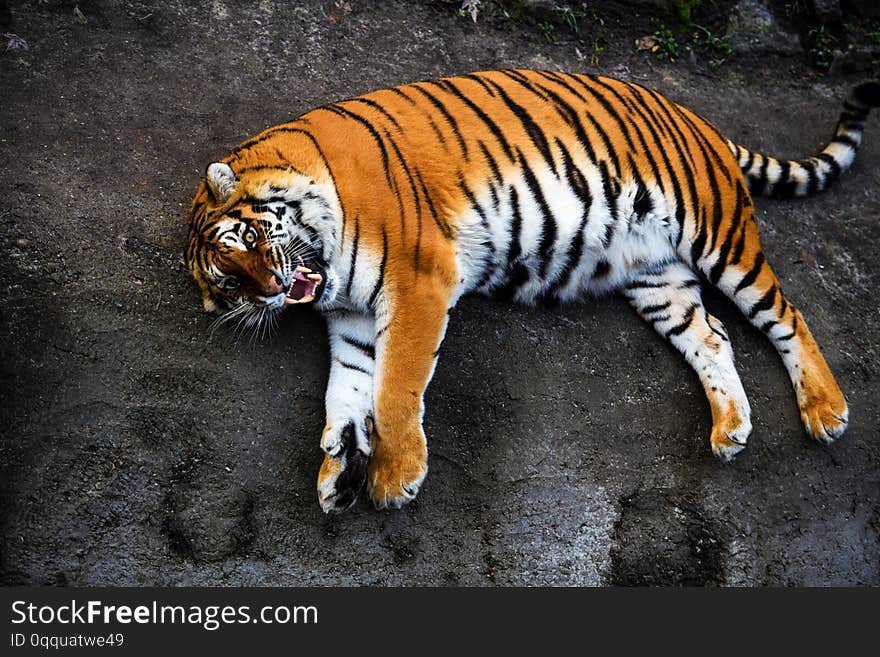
[{"left": 651, "top": 25, "right": 679, "bottom": 62}]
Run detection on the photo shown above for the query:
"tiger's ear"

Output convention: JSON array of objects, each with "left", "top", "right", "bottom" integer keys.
[{"left": 206, "top": 162, "right": 237, "bottom": 203}]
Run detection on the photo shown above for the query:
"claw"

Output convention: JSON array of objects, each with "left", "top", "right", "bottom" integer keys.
[{"left": 725, "top": 431, "right": 748, "bottom": 446}]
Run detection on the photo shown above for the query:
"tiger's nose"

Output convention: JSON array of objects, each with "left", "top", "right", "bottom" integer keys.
[{"left": 266, "top": 274, "right": 288, "bottom": 296}]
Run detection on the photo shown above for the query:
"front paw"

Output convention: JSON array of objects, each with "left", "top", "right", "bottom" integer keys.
[
  {"left": 317, "top": 419, "right": 371, "bottom": 513},
  {"left": 367, "top": 430, "right": 428, "bottom": 509}
]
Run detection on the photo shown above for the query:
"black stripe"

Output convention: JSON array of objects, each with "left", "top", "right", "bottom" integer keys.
[
  {"left": 804, "top": 160, "right": 819, "bottom": 195},
  {"left": 547, "top": 72, "right": 629, "bottom": 173},
  {"left": 229, "top": 122, "right": 299, "bottom": 158},
  {"left": 368, "top": 228, "right": 388, "bottom": 307},
  {"left": 582, "top": 79, "right": 677, "bottom": 236},
  {"left": 340, "top": 335, "right": 376, "bottom": 359},
  {"left": 485, "top": 78, "right": 557, "bottom": 174},
  {"left": 392, "top": 86, "right": 447, "bottom": 146},
  {"left": 750, "top": 155, "right": 769, "bottom": 196},
  {"left": 463, "top": 72, "right": 498, "bottom": 97},
  {"left": 479, "top": 140, "right": 504, "bottom": 185},
  {"left": 410, "top": 83, "right": 469, "bottom": 158},
  {"left": 335, "top": 359, "right": 371, "bottom": 375},
  {"left": 458, "top": 175, "right": 497, "bottom": 289},
  {"left": 590, "top": 77, "right": 682, "bottom": 189},
  {"left": 598, "top": 160, "right": 618, "bottom": 247},
  {"left": 734, "top": 252, "right": 765, "bottom": 294},
  {"left": 672, "top": 107, "right": 733, "bottom": 185},
  {"left": 519, "top": 151, "right": 557, "bottom": 279},
  {"left": 650, "top": 109, "right": 719, "bottom": 258},
  {"left": 705, "top": 310, "right": 729, "bottom": 342},
  {"left": 582, "top": 112, "right": 622, "bottom": 176},
  {"left": 558, "top": 138, "right": 592, "bottom": 201},
  {"left": 493, "top": 263, "right": 530, "bottom": 301},
  {"left": 841, "top": 103, "right": 868, "bottom": 119},
  {"left": 690, "top": 207, "right": 710, "bottom": 265},
  {"left": 831, "top": 134, "right": 859, "bottom": 148},
  {"left": 638, "top": 85, "right": 699, "bottom": 172},
  {"left": 626, "top": 83, "right": 697, "bottom": 171},
  {"left": 748, "top": 285, "right": 777, "bottom": 320},
  {"left": 708, "top": 181, "right": 747, "bottom": 284},
  {"left": 628, "top": 91, "right": 699, "bottom": 237},
  {"left": 729, "top": 223, "right": 748, "bottom": 266},
  {"left": 320, "top": 105, "right": 395, "bottom": 191},
  {"left": 543, "top": 142, "right": 592, "bottom": 299},
  {"left": 760, "top": 320, "right": 778, "bottom": 334},
  {"left": 630, "top": 157, "right": 652, "bottom": 220},
  {"left": 531, "top": 76, "right": 600, "bottom": 164},
  {"left": 382, "top": 126, "right": 421, "bottom": 237},
  {"left": 625, "top": 279, "right": 670, "bottom": 290},
  {"left": 414, "top": 169, "right": 453, "bottom": 239},
  {"left": 771, "top": 159, "right": 797, "bottom": 199},
  {"left": 388, "top": 86, "right": 416, "bottom": 105},
  {"left": 543, "top": 210, "right": 589, "bottom": 299},
  {"left": 816, "top": 152, "right": 842, "bottom": 180},
  {"left": 345, "top": 214, "right": 360, "bottom": 299},
  {"left": 507, "top": 186, "right": 524, "bottom": 264},
  {"left": 536, "top": 73, "right": 628, "bottom": 189},
  {"left": 433, "top": 79, "right": 516, "bottom": 163},
  {"left": 493, "top": 186, "right": 528, "bottom": 300},
  {"left": 562, "top": 74, "right": 637, "bottom": 160},
  {"left": 641, "top": 301, "right": 672, "bottom": 316},
  {"left": 498, "top": 70, "right": 549, "bottom": 101},
  {"left": 592, "top": 260, "right": 611, "bottom": 279},
  {"left": 348, "top": 97, "right": 403, "bottom": 132},
  {"left": 666, "top": 303, "right": 698, "bottom": 337},
  {"left": 742, "top": 148, "right": 755, "bottom": 175}
]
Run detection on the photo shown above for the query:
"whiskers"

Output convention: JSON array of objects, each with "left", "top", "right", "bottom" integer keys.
[
  {"left": 209, "top": 300, "right": 281, "bottom": 344},
  {"left": 283, "top": 236, "right": 318, "bottom": 263}
]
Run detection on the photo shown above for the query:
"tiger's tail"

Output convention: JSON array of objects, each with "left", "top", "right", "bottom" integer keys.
[{"left": 726, "top": 81, "right": 880, "bottom": 199}]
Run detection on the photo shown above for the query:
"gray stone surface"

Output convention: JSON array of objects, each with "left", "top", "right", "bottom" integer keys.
[
  {"left": 1, "top": 0, "right": 878, "bottom": 586},
  {"left": 726, "top": 0, "right": 802, "bottom": 57}
]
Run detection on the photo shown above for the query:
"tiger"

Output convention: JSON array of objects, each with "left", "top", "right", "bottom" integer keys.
[{"left": 184, "top": 70, "right": 878, "bottom": 513}]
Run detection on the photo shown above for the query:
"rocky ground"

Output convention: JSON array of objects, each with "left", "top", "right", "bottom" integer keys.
[{"left": 1, "top": 0, "right": 878, "bottom": 586}]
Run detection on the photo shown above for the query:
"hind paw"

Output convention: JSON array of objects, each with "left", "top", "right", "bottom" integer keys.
[
  {"left": 800, "top": 397, "right": 849, "bottom": 444},
  {"left": 709, "top": 398, "right": 752, "bottom": 462},
  {"left": 710, "top": 418, "right": 752, "bottom": 462}
]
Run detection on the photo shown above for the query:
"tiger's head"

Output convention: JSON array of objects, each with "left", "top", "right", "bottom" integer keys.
[{"left": 184, "top": 162, "right": 341, "bottom": 329}]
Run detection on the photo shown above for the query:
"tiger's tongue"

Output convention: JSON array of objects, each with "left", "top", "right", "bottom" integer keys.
[{"left": 286, "top": 270, "right": 320, "bottom": 303}]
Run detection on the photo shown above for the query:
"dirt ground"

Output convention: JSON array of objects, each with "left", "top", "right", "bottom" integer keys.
[{"left": 1, "top": 0, "right": 878, "bottom": 586}]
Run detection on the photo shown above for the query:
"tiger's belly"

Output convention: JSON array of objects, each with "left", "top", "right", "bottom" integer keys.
[{"left": 452, "top": 165, "right": 679, "bottom": 304}]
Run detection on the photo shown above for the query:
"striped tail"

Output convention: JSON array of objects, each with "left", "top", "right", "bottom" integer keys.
[{"left": 726, "top": 81, "right": 880, "bottom": 199}]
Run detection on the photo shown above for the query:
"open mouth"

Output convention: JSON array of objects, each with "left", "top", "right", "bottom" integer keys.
[{"left": 284, "top": 259, "right": 324, "bottom": 305}]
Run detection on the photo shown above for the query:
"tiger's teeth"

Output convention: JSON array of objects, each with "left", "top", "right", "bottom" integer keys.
[{"left": 307, "top": 274, "right": 322, "bottom": 281}]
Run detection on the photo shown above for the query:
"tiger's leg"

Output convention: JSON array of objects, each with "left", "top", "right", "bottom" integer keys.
[
  {"left": 708, "top": 220, "right": 848, "bottom": 443},
  {"left": 367, "top": 284, "right": 452, "bottom": 508},
  {"left": 316, "top": 310, "right": 377, "bottom": 513},
  {"left": 625, "top": 261, "right": 752, "bottom": 460}
]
